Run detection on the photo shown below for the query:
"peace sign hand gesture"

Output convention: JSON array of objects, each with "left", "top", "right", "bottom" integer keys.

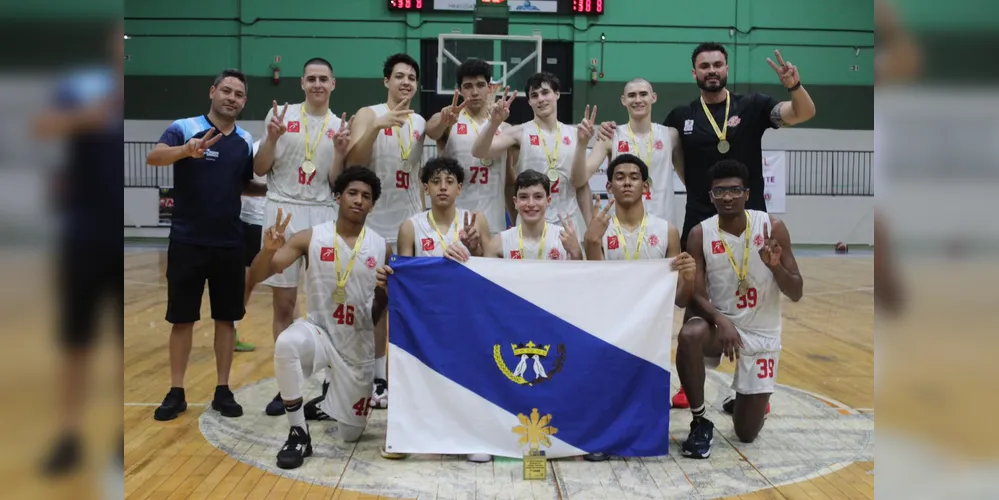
[
  {"left": 374, "top": 97, "right": 415, "bottom": 130},
  {"left": 440, "top": 91, "right": 468, "bottom": 129},
  {"left": 458, "top": 211, "right": 481, "bottom": 253},
  {"left": 758, "top": 222, "right": 782, "bottom": 268},
  {"left": 266, "top": 101, "right": 289, "bottom": 141},
  {"left": 490, "top": 86, "right": 518, "bottom": 126},
  {"left": 576, "top": 105, "right": 598, "bottom": 144},
  {"left": 583, "top": 195, "right": 615, "bottom": 245},
  {"left": 263, "top": 208, "right": 293, "bottom": 251},
  {"left": 557, "top": 212, "right": 583, "bottom": 259},
  {"left": 767, "top": 50, "right": 800, "bottom": 89},
  {"left": 185, "top": 127, "right": 222, "bottom": 158},
  {"left": 334, "top": 113, "right": 354, "bottom": 155}
]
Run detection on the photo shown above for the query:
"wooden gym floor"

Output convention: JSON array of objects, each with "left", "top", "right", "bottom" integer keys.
[{"left": 121, "top": 243, "right": 874, "bottom": 500}]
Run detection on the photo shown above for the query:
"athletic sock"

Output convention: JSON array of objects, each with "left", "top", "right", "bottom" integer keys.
[
  {"left": 374, "top": 356, "right": 387, "bottom": 380},
  {"left": 691, "top": 404, "right": 706, "bottom": 422},
  {"left": 285, "top": 400, "right": 306, "bottom": 429}
]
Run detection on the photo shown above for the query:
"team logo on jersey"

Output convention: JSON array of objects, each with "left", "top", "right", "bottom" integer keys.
[
  {"left": 320, "top": 247, "right": 336, "bottom": 261},
  {"left": 383, "top": 128, "right": 393, "bottom": 136},
  {"left": 654, "top": 140, "right": 664, "bottom": 150},
  {"left": 365, "top": 256, "right": 378, "bottom": 269},
  {"left": 562, "top": 136, "right": 571, "bottom": 146},
  {"left": 617, "top": 141, "right": 629, "bottom": 153},
  {"left": 529, "top": 135, "right": 540, "bottom": 146},
  {"left": 495, "top": 129, "right": 502, "bottom": 136},
  {"left": 649, "top": 235, "right": 660, "bottom": 247},
  {"left": 421, "top": 238, "right": 435, "bottom": 252},
  {"left": 510, "top": 250, "right": 523, "bottom": 259},
  {"left": 711, "top": 241, "right": 725, "bottom": 254},
  {"left": 607, "top": 235, "right": 620, "bottom": 250},
  {"left": 457, "top": 123, "right": 468, "bottom": 135},
  {"left": 754, "top": 234, "right": 764, "bottom": 248},
  {"left": 287, "top": 121, "right": 301, "bottom": 133},
  {"left": 728, "top": 116, "right": 742, "bottom": 127},
  {"left": 326, "top": 129, "right": 335, "bottom": 139},
  {"left": 493, "top": 341, "right": 566, "bottom": 386},
  {"left": 683, "top": 119, "right": 694, "bottom": 133},
  {"left": 413, "top": 130, "right": 421, "bottom": 139},
  {"left": 548, "top": 248, "right": 561, "bottom": 260}
]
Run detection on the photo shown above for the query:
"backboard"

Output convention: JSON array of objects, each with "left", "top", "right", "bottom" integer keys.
[{"left": 436, "top": 34, "right": 542, "bottom": 96}]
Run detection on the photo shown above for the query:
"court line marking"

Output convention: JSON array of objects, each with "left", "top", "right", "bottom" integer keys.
[
  {"left": 125, "top": 402, "right": 208, "bottom": 407},
  {"left": 804, "top": 286, "right": 873, "bottom": 297}
]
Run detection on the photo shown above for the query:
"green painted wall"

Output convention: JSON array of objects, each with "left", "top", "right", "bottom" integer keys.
[{"left": 124, "top": 0, "right": 873, "bottom": 129}]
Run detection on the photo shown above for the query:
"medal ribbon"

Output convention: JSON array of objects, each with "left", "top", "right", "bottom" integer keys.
[
  {"left": 625, "top": 122, "right": 654, "bottom": 165},
  {"left": 334, "top": 226, "right": 367, "bottom": 296},
  {"left": 612, "top": 214, "right": 648, "bottom": 261},
  {"left": 699, "top": 90, "right": 731, "bottom": 143},
  {"left": 301, "top": 105, "right": 331, "bottom": 162},
  {"left": 428, "top": 210, "right": 461, "bottom": 251},
  {"left": 517, "top": 223, "right": 549, "bottom": 260},
  {"left": 394, "top": 114, "right": 415, "bottom": 161},
  {"left": 462, "top": 110, "right": 494, "bottom": 166},
  {"left": 718, "top": 210, "right": 751, "bottom": 291},
  {"left": 534, "top": 120, "right": 561, "bottom": 179}
]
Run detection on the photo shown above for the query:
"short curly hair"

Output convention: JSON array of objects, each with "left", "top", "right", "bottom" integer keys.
[
  {"left": 333, "top": 166, "right": 382, "bottom": 202},
  {"left": 420, "top": 156, "right": 465, "bottom": 185}
]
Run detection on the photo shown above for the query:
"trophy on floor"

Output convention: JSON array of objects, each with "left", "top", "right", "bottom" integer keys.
[{"left": 513, "top": 408, "right": 558, "bottom": 481}]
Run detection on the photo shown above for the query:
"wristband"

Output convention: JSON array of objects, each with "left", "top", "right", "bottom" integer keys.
[{"left": 786, "top": 82, "right": 802, "bottom": 92}]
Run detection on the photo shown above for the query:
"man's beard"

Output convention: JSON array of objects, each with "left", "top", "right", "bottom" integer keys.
[{"left": 696, "top": 75, "right": 728, "bottom": 92}]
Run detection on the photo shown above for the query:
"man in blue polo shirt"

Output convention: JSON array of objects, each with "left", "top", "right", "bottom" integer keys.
[{"left": 146, "top": 68, "right": 265, "bottom": 422}]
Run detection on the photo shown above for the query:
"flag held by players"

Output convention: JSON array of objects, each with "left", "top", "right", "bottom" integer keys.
[{"left": 385, "top": 255, "right": 676, "bottom": 459}]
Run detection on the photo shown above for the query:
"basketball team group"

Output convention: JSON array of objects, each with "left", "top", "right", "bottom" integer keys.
[{"left": 144, "top": 41, "right": 817, "bottom": 470}]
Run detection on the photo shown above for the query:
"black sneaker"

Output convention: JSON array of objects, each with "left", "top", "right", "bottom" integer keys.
[
  {"left": 371, "top": 377, "right": 388, "bottom": 409},
  {"left": 211, "top": 386, "right": 243, "bottom": 418},
  {"left": 40, "top": 433, "right": 81, "bottom": 476},
  {"left": 153, "top": 388, "right": 187, "bottom": 421},
  {"left": 265, "top": 393, "right": 285, "bottom": 416},
  {"left": 583, "top": 452, "right": 609, "bottom": 462},
  {"left": 305, "top": 381, "right": 333, "bottom": 421},
  {"left": 276, "top": 426, "right": 313, "bottom": 470},
  {"left": 681, "top": 417, "right": 714, "bottom": 459}
]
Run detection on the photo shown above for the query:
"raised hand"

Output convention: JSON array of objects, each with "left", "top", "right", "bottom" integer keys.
[
  {"left": 489, "top": 86, "right": 518, "bottom": 126},
  {"left": 557, "top": 212, "right": 582, "bottom": 259},
  {"left": 334, "top": 112, "right": 353, "bottom": 155},
  {"left": 583, "top": 194, "right": 615, "bottom": 244},
  {"left": 374, "top": 97, "right": 415, "bottom": 130},
  {"left": 767, "top": 50, "right": 800, "bottom": 89},
  {"left": 670, "top": 252, "right": 696, "bottom": 282},
  {"left": 266, "top": 101, "right": 289, "bottom": 141},
  {"left": 263, "top": 207, "right": 292, "bottom": 251},
  {"left": 376, "top": 265, "right": 394, "bottom": 289},
  {"left": 458, "top": 211, "right": 481, "bottom": 253},
  {"left": 597, "top": 120, "right": 617, "bottom": 142},
  {"left": 576, "top": 105, "right": 598, "bottom": 144},
  {"left": 185, "top": 127, "right": 222, "bottom": 158},
  {"left": 758, "top": 222, "right": 782, "bottom": 267},
  {"left": 440, "top": 91, "right": 467, "bottom": 129}
]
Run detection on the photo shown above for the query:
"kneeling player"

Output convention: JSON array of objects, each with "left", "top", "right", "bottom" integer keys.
[
  {"left": 677, "top": 159, "right": 803, "bottom": 459},
  {"left": 247, "top": 166, "right": 391, "bottom": 470}
]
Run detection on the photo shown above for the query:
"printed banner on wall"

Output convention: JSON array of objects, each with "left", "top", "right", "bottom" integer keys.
[{"left": 434, "top": 0, "right": 558, "bottom": 12}]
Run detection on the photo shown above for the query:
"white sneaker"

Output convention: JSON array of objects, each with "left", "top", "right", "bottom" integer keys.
[
  {"left": 467, "top": 454, "right": 492, "bottom": 463},
  {"left": 371, "top": 378, "right": 388, "bottom": 409}
]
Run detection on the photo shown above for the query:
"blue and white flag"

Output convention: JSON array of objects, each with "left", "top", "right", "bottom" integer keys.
[{"left": 385, "top": 256, "right": 676, "bottom": 459}]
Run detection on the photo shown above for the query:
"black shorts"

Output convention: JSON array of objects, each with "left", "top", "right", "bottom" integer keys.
[
  {"left": 59, "top": 239, "right": 122, "bottom": 349},
  {"left": 165, "top": 241, "right": 245, "bottom": 324},
  {"left": 242, "top": 222, "right": 262, "bottom": 267}
]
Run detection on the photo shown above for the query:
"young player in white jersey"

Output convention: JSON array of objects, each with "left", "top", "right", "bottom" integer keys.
[
  {"left": 445, "top": 170, "right": 582, "bottom": 262},
  {"left": 344, "top": 53, "right": 425, "bottom": 410},
  {"left": 571, "top": 79, "right": 684, "bottom": 223},
  {"left": 470, "top": 72, "right": 595, "bottom": 241},
  {"left": 246, "top": 166, "right": 391, "bottom": 470},
  {"left": 674, "top": 159, "right": 803, "bottom": 460},
  {"left": 426, "top": 59, "right": 511, "bottom": 233},
  {"left": 251, "top": 58, "right": 353, "bottom": 416},
  {"left": 398, "top": 157, "right": 489, "bottom": 259}
]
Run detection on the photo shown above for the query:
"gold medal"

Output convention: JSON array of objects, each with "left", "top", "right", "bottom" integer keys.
[
  {"left": 301, "top": 160, "right": 316, "bottom": 175},
  {"left": 481, "top": 158, "right": 493, "bottom": 166},
  {"left": 700, "top": 91, "right": 731, "bottom": 155},
  {"left": 401, "top": 163, "right": 413, "bottom": 174},
  {"left": 718, "top": 211, "right": 752, "bottom": 297},
  {"left": 547, "top": 169, "right": 559, "bottom": 183},
  {"left": 737, "top": 279, "right": 749, "bottom": 296},
  {"left": 332, "top": 286, "right": 347, "bottom": 304},
  {"left": 717, "top": 140, "right": 730, "bottom": 154},
  {"left": 535, "top": 120, "right": 562, "bottom": 187},
  {"left": 394, "top": 114, "right": 415, "bottom": 161}
]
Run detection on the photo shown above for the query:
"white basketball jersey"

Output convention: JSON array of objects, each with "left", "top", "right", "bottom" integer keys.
[
  {"left": 366, "top": 103, "right": 428, "bottom": 242},
  {"left": 601, "top": 214, "right": 672, "bottom": 260},
  {"left": 518, "top": 121, "right": 579, "bottom": 224},
  {"left": 407, "top": 209, "right": 470, "bottom": 257},
  {"left": 700, "top": 210, "right": 781, "bottom": 338},
  {"left": 499, "top": 223, "right": 568, "bottom": 260},
  {"left": 265, "top": 103, "right": 343, "bottom": 205},
  {"left": 610, "top": 123, "right": 675, "bottom": 221},
  {"left": 305, "top": 221, "right": 387, "bottom": 364},
  {"left": 443, "top": 114, "right": 508, "bottom": 232}
]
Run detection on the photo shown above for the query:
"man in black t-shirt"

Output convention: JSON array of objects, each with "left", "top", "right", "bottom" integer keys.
[
  {"left": 664, "top": 42, "right": 815, "bottom": 410},
  {"left": 665, "top": 42, "right": 816, "bottom": 251}
]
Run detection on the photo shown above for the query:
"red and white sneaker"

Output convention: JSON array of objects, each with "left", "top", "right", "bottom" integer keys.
[{"left": 672, "top": 388, "right": 690, "bottom": 409}]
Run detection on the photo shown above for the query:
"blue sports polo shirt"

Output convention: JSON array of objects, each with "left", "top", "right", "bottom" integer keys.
[{"left": 158, "top": 115, "right": 254, "bottom": 247}]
